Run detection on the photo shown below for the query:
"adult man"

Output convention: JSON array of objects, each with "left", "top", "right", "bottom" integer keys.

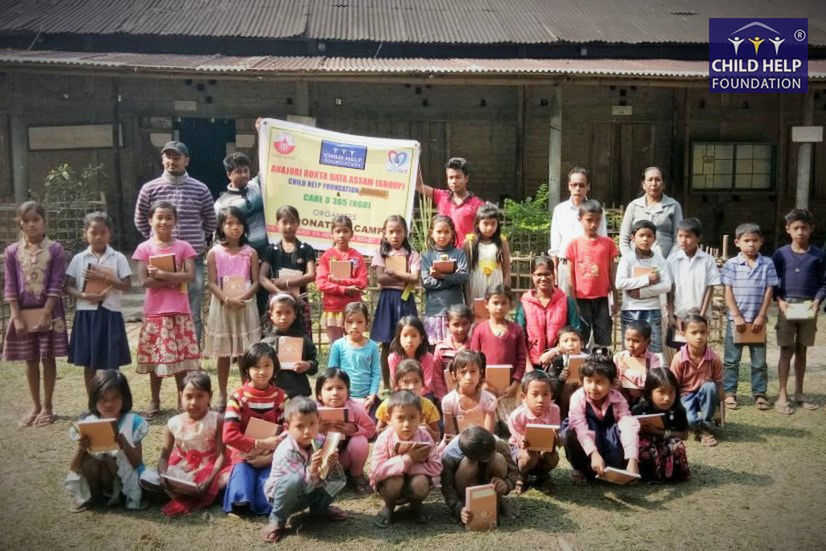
[
  {"left": 134, "top": 140, "right": 217, "bottom": 342},
  {"left": 417, "top": 157, "right": 485, "bottom": 247},
  {"left": 548, "top": 167, "right": 608, "bottom": 293}
]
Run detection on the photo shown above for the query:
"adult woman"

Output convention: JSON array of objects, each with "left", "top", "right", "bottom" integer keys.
[{"left": 618, "top": 166, "right": 683, "bottom": 258}]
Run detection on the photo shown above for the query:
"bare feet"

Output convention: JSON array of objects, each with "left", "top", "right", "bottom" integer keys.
[
  {"left": 260, "top": 523, "right": 284, "bottom": 543},
  {"left": 373, "top": 506, "right": 392, "bottom": 528},
  {"left": 793, "top": 395, "right": 819, "bottom": 410},
  {"left": 700, "top": 430, "right": 718, "bottom": 447},
  {"left": 19, "top": 408, "right": 41, "bottom": 428},
  {"left": 33, "top": 409, "right": 55, "bottom": 427}
]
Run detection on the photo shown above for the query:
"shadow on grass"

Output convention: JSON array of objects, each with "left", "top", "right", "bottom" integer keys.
[{"left": 720, "top": 421, "right": 811, "bottom": 443}]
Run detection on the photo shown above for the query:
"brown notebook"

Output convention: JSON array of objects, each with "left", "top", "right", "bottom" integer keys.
[
  {"left": 596, "top": 466, "right": 641, "bottom": 485},
  {"left": 20, "top": 308, "right": 47, "bottom": 332},
  {"left": 149, "top": 253, "right": 176, "bottom": 273},
  {"left": 621, "top": 356, "right": 647, "bottom": 389},
  {"left": 275, "top": 268, "right": 303, "bottom": 297},
  {"left": 244, "top": 417, "right": 279, "bottom": 440},
  {"left": 318, "top": 431, "right": 343, "bottom": 479},
  {"left": 465, "top": 484, "right": 497, "bottom": 531},
  {"left": 632, "top": 266, "right": 653, "bottom": 278},
  {"left": 733, "top": 323, "right": 766, "bottom": 344},
  {"left": 393, "top": 440, "right": 432, "bottom": 456},
  {"left": 433, "top": 258, "right": 456, "bottom": 274},
  {"left": 473, "top": 298, "right": 489, "bottom": 321},
  {"left": 384, "top": 255, "right": 408, "bottom": 275},
  {"left": 318, "top": 407, "right": 349, "bottom": 424},
  {"left": 75, "top": 418, "right": 119, "bottom": 452},
  {"left": 485, "top": 365, "right": 511, "bottom": 393},
  {"left": 566, "top": 354, "right": 588, "bottom": 382},
  {"left": 82, "top": 264, "right": 115, "bottom": 294},
  {"left": 276, "top": 336, "right": 304, "bottom": 370},
  {"left": 330, "top": 259, "right": 352, "bottom": 279},
  {"left": 525, "top": 423, "right": 560, "bottom": 452},
  {"left": 634, "top": 413, "right": 665, "bottom": 430},
  {"left": 222, "top": 275, "right": 247, "bottom": 300}
]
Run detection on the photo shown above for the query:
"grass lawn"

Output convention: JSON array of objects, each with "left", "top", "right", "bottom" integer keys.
[{"left": 2, "top": 317, "right": 826, "bottom": 550}]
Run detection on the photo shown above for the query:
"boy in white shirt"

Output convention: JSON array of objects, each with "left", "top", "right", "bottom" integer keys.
[{"left": 666, "top": 218, "right": 721, "bottom": 347}]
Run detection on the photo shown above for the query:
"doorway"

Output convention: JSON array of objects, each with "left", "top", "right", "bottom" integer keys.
[{"left": 176, "top": 117, "right": 236, "bottom": 198}]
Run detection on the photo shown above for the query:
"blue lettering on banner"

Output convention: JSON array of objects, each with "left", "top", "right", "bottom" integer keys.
[
  {"left": 319, "top": 140, "right": 368, "bottom": 170},
  {"left": 709, "top": 18, "right": 807, "bottom": 93}
]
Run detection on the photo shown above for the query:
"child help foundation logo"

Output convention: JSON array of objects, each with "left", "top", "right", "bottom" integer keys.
[{"left": 709, "top": 18, "right": 807, "bottom": 93}]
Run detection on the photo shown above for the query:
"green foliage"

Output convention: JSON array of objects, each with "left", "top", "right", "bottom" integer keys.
[
  {"left": 37, "top": 163, "right": 106, "bottom": 204},
  {"left": 503, "top": 182, "right": 551, "bottom": 233},
  {"left": 410, "top": 191, "right": 434, "bottom": 253}
]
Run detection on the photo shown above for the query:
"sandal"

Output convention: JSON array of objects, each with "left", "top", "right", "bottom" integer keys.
[
  {"left": 700, "top": 432, "right": 718, "bottom": 447},
  {"left": 372, "top": 506, "right": 392, "bottom": 528},
  {"left": 260, "top": 523, "right": 285, "bottom": 544},
  {"left": 33, "top": 411, "right": 55, "bottom": 427},
  {"left": 18, "top": 411, "right": 39, "bottom": 428},
  {"left": 724, "top": 396, "right": 739, "bottom": 410},
  {"left": 794, "top": 396, "right": 819, "bottom": 411},
  {"left": 754, "top": 396, "right": 771, "bottom": 411},
  {"left": 351, "top": 475, "right": 371, "bottom": 495},
  {"left": 144, "top": 406, "right": 160, "bottom": 421},
  {"left": 775, "top": 402, "right": 795, "bottom": 415},
  {"left": 69, "top": 500, "right": 90, "bottom": 513}
]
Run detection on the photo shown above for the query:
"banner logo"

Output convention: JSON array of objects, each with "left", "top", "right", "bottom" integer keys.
[
  {"left": 319, "top": 141, "right": 368, "bottom": 170},
  {"left": 273, "top": 133, "right": 296, "bottom": 155},
  {"left": 709, "top": 18, "right": 807, "bottom": 93},
  {"left": 386, "top": 150, "right": 410, "bottom": 173}
]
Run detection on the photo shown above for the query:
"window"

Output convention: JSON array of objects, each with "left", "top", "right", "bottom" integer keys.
[{"left": 691, "top": 142, "right": 775, "bottom": 191}]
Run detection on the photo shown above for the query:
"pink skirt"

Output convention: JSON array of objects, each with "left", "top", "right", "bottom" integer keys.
[{"left": 136, "top": 314, "right": 200, "bottom": 377}]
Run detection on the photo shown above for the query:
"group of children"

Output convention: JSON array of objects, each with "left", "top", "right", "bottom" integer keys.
[{"left": 2, "top": 157, "right": 824, "bottom": 540}]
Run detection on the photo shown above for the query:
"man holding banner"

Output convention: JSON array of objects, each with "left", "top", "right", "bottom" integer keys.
[{"left": 416, "top": 157, "right": 484, "bottom": 247}]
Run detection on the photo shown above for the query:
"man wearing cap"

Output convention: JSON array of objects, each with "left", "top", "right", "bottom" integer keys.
[
  {"left": 549, "top": 167, "right": 607, "bottom": 293},
  {"left": 134, "top": 141, "right": 217, "bottom": 343}
]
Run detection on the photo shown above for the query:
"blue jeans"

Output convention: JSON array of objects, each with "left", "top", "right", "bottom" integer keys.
[
  {"left": 723, "top": 319, "right": 768, "bottom": 397},
  {"left": 680, "top": 381, "right": 719, "bottom": 428},
  {"left": 268, "top": 473, "right": 334, "bottom": 526},
  {"left": 620, "top": 309, "right": 663, "bottom": 353},
  {"left": 187, "top": 254, "right": 205, "bottom": 345}
]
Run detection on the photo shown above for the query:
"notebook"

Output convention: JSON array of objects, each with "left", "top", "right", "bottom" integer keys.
[
  {"left": 276, "top": 336, "right": 304, "bottom": 370},
  {"left": 149, "top": 253, "right": 176, "bottom": 273},
  {"left": 393, "top": 441, "right": 432, "bottom": 455},
  {"left": 465, "top": 484, "right": 497, "bottom": 531},
  {"left": 276, "top": 268, "right": 303, "bottom": 297},
  {"left": 596, "top": 466, "right": 641, "bottom": 485},
  {"left": 485, "top": 365, "right": 511, "bottom": 393},
  {"left": 525, "top": 423, "right": 560, "bottom": 452},
  {"left": 20, "top": 308, "right": 47, "bottom": 332},
  {"left": 621, "top": 355, "right": 647, "bottom": 389},
  {"left": 473, "top": 298, "right": 489, "bottom": 321},
  {"left": 432, "top": 257, "right": 456, "bottom": 274},
  {"left": 318, "top": 431, "right": 343, "bottom": 479},
  {"left": 566, "top": 354, "right": 588, "bottom": 381},
  {"left": 785, "top": 301, "right": 816, "bottom": 321},
  {"left": 330, "top": 259, "right": 352, "bottom": 279},
  {"left": 633, "top": 413, "right": 665, "bottom": 430},
  {"left": 82, "top": 264, "right": 115, "bottom": 294},
  {"left": 244, "top": 417, "right": 279, "bottom": 440},
  {"left": 318, "top": 407, "right": 349, "bottom": 424},
  {"left": 733, "top": 323, "right": 766, "bottom": 344},
  {"left": 161, "top": 473, "right": 198, "bottom": 489},
  {"left": 74, "top": 418, "right": 119, "bottom": 452},
  {"left": 632, "top": 266, "right": 658, "bottom": 279},
  {"left": 384, "top": 255, "right": 408, "bottom": 275},
  {"left": 222, "top": 275, "right": 248, "bottom": 300}
]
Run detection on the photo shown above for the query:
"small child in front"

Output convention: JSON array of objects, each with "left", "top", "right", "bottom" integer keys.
[
  {"left": 561, "top": 349, "right": 640, "bottom": 482},
  {"left": 370, "top": 390, "right": 441, "bottom": 527},
  {"left": 669, "top": 312, "right": 723, "bottom": 447},
  {"left": 261, "top": 397, "right": 347, "bottom": 544},
  {"left": 721, "top": 223, "right": 778, "bottom": 412},
  {"left": 566, "top": 199, "right": 618, "bottom": 346},
  {"left": 506, "top": 370, "right": 561, "bottom": 494},
  {"left": 772, "top": 208, "right": 826, "bottom": 414},
  {"left": 375, "top": 359, "right": 441, "bottom": 442},
  {"left": 440, "top": 425, "right": 519, "bottom": 525}
]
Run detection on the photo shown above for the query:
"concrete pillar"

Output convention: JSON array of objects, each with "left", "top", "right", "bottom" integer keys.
[
  {"left": 795, "top": 91, "right": 814, "bottom": 209},
  {"left": 10, "top": 113, "right": 27, "bottom": 203},
  {"left": 547, "top": 84, "right": 563, "bottom": 240},
  {"left": 295, "top": 81, "right": 310, "bottom": 116}
]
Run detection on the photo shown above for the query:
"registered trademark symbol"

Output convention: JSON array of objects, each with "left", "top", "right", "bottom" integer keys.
[{"left": 794, "top": 29, "right": 807, "bottom": 41}]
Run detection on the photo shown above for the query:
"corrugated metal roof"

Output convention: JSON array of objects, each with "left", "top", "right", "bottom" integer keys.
[
  {"left": 1, "top": 49, "right": 825, "bottom": 80},
  {"left": 0, "top": 0, "right": 823, "bottom": 45}
]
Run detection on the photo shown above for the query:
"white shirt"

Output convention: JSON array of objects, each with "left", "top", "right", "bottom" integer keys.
[
  {"left": 666, "top": 248, "right": 721, "bottom": 314},
  {"left": 616, "top": 249, "right": 672, "bottom": 311},
  {"left": 549, "top": 199, "right": 608, "bottom": 259},
  {"left": 66, "top": 246, "right": 132, "bottom": 311}
]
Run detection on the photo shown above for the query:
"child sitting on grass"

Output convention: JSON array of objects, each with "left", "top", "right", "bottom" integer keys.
[
  {"left": 260, "top": 397, "right": 347, "bottom": 544},
  {"left": 370, "top": 390, "right": 441, "bottom": 527},
  {"left": 440, "top": 425, "right": 518, "bottom": 526}
]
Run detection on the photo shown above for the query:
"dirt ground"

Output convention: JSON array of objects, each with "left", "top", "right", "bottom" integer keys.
[{"left": 1, "top": 312, "right": 826, "bottom": 550}]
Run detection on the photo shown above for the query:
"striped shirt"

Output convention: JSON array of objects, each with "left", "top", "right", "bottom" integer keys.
[
  {"left": 222, "top": 382, "right": 286, "bottom": 458},
  {"left": 720, "top": 253, "right": 779, "bottom": 322},
  {"left": 134, "top": 172, "right": 217, "bottom": 255}
]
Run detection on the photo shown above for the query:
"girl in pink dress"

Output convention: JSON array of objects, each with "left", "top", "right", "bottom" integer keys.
[
  {"left": 205, "top": 206, "right": 261, "bottom": 409},
  {"left": 132, "top": 200, "right": 200, "bottom": 417}
]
